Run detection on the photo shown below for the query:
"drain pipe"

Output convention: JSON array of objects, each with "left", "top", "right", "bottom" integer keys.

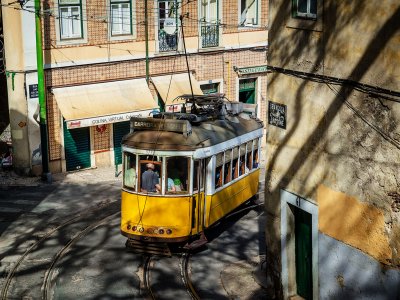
[{"left": 35, "top": 0, "right": 51, "bottom": 182}]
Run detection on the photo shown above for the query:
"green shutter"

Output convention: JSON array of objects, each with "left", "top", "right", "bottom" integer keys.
[
  {"left": 113, "top": 121, "right": 130, "bottom": 165},
  {"left": 294, "top": 207, "right": 313, "bottom": 300},
  {"left": 63, "top": 124, "right": 91, "bottom": 171}
]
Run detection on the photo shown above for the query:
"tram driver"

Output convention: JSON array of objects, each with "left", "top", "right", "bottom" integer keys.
[{"left": 141, "top": 163, "right": 161, "bottom": 193}]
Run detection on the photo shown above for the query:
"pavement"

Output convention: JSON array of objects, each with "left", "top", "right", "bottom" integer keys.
[{"left": 0, "top": 166, "right": 268, "bottom": 299}]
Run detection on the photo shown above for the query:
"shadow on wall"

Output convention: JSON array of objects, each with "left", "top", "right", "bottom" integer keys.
[{"left": 265, "top": 1, "right": 400, "bottom": 298}]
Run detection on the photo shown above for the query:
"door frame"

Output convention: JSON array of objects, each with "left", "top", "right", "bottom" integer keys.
[{"left": 281, "top": 189, "right": 319, "bottom": 300}]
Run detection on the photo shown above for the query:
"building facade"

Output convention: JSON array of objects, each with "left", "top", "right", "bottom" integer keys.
[
  {"left": 2, "top": 0, "right": 268, "bottom": 174},
  {"left": 266, "top": 1, "right": 400, "bottom": 299}
]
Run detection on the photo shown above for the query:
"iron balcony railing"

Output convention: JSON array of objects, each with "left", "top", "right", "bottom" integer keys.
[
  {"left": 201, "top": 24, "right": 219, "bottom": 48},
  {"left": 159, "top": 30, "right": 178, "bottom": 52}
]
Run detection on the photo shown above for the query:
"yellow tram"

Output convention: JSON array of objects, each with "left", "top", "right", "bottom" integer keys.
[{"left": 120, "top": 94, "right": 263, "bottom": 250}]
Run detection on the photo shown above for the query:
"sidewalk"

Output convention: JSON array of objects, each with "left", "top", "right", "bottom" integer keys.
[{"left": 0, "top": 166, "right": 122, "bottom": 187}]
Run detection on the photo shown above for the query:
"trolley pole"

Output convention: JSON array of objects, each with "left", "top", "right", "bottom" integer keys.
[
  {"left": 179, "top": 14, "right": 194, "bottom": 100},
  {"left": 35, "top": 0, "right": 51, "bottom": 182}
]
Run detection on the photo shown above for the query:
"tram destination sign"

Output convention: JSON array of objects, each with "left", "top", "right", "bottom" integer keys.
[
  {"left": 131, "top": 117, "right": 192, "bottom": 137},
  {"left": 268, "top": 101, "right": 286, "bottom": 129}
]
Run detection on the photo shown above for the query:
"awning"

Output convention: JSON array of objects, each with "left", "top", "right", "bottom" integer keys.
[
  {"left": 151, "top": 73, "right": 203, "bottom": 106},
  {"left": 52, "top": 79, "right": 159, "bottom": 129}
]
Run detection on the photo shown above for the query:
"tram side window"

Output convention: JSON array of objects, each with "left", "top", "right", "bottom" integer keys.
[
  {"left": 239, "top": 144, "right": 247, "bottom": 176},
  {"left": 224, "top": 149, "right": 232, "bottom": 184},
  {"left": 215, "top": 152, "right": 224, "bottom": 189},
  {"left": 232, "top": 147, "right": 239, "bottom": 179},
  {"left": 246, "top": 141, "right": 253, "bottom": 170},
  {"left": 123, "top": 152, "right": 137, "bottom": 190},
  {"left": 139, "top": 155, "right": 162, "bottom": 193},
  {"left": 253, "top": 139, "right": 260, "bottom": 169},
  {"left": 193, "top": 160, "right": 204, "bottom": 192},
  {"left": 166, "top": 156, "right": 189, "bottom": 194}
]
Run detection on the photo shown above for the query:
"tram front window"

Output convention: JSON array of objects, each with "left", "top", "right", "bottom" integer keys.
[
  {"left": 123, "top": 152, "right": 137, "bottom": 191},
  {"left": 139, "top": 156, "right": 162, "bottom": 193},
  {"left": 166, "top": 156, "right": 189, "bottom": 194}
]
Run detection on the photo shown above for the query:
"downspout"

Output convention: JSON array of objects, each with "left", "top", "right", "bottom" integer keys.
[
  {"left": 35, "top": 0, "right": 51, "bottom": 181},
  {"left": 145, "top": 0, "right": 149, "bottom": 84}
]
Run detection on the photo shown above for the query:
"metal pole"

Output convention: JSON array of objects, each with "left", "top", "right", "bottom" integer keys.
[
  {"left": 145, "top": 0, "right": 149, "bottom": 84},
  {"left": 34, "top": 0, "right": 51, "bottom": 181},
  {"left": 179, "top": 14, "right": 194, "bottom": 100}
]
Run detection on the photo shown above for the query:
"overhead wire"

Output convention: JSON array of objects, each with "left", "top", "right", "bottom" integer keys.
[{"left": 0, "top": 1, "right": 267, "bottom": 31}]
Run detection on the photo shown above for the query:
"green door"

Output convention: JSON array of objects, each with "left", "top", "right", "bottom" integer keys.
[
  {"left": 113, "top": 121, "right": 130, "bottom": 165},
  {"left": 64, "top": 124, "right": 91, "bottom": 171},
  {"left": 294, "top": 207, "right": 313, "bottom": 300},
  {"left": 239, "top": 78, "right": 256, "bottom": 104}
]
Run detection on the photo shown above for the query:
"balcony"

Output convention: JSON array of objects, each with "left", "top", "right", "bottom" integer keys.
[
  {"left": 159, "top": 30, "right": 178, "bottom": 52},
  {"left": 201, "top": 24, "right": 219, "bottom": 48}
]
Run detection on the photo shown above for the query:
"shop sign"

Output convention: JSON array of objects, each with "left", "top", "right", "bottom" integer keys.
[
  {"left": 234, "top": 65, "right": 268, "bottom": 75},
  {"left": 66, "top": 109, "right": 156, "bottom": 129},
  {"left": 268, "top": 101, "right": 286, "bottom": 129}
]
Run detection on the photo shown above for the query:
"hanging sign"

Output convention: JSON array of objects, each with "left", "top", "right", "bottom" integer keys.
[
  {"left": 268, "top": 101, "right": 286, "bottom": 129},
  {"left": 164, "top": 18, "right": 177, "bottom": 35}
]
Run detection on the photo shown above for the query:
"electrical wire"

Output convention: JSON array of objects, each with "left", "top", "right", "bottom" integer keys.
[
  {"left": 0, "top": 1, "right": 267, "bottom": 31},
  {"left": 326, "top": 83, "right": 400, "bottom": 150}
]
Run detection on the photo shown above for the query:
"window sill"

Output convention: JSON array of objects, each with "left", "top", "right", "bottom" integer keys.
[
  {"left": 56, "top": 38, "right": 88, "bottom": 47},
  {"left": 198, "top": 47, "right": 225, "bottom": 53},
  {"left": 109, "top": 34, "right": 136, "bottom": 42},
  {"left": 238, "top": 25, "right": 263, "bottom": 30},
  {"left": 286, "top": 17, "right": 322, "bottom": 32}
]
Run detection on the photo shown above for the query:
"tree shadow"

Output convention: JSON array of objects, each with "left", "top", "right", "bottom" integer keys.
[{"left": 265, "top": 1, "right": 400, "bottom": 298}]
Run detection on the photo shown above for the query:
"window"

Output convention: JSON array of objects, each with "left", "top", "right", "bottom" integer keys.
[
  {"left": 232, "top": 147, "right": 239, "bottom": 179},
  {"left": 292, "top": 0, "right": 317, "bottom": 19},
  {"left": 200, "top": 0, "right": 219, "bottom": 48},
  {"left": 239, "top": 0, "right": 258, "bottom": 26},
  {"left": 158, "top": 0, "right": 178, "bottom": 52},
  {"left": 252, "top": 139, "right": 259, "bottom": 169},
  {"left": 110, "top": 0, "right": 132, "bottom": 36},
  {"left": 246, "top": 141, "right": 253, "bottom": 170},
  {"left": 138, "top": 156, "right": 162, "bottom": 193},
  {"left": 59, "top": 0, "right": 83, "bottom": 39},
  {"left": 200, "top": 82, "right": 220, "bottom": 95},
  {"left": 224, "top": 149, "right": 232, "bottom": 184},
  {"left": 166, "top": 156, "right": 189, "bottom": 194},
  {"left": 215, "top": 152, "right": 224, "bottom": 189},
  {"left": 123, "top": 152, "right": 137, "bottom": 190}
]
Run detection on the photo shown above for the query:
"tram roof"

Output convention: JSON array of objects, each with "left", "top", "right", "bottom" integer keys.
[{"left": 121, "top": 114, "right": 263, "bottom": 151}]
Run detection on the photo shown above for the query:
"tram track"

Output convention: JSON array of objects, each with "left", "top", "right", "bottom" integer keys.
[
  {"left": 0, "top": 200, "right": 118, "bottom": 300},
  {"left": 180, "top": 253, "right": 201, "bottom": 300},
  {"left": 42, "top": 212, "right": 119, "bottom": 300},
  {"left": 141, "top": 252, "right": 200, "bottom": 300}
]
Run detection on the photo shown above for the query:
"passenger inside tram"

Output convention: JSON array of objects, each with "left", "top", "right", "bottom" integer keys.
[
  {"left": 124, "top": 153, "right": 136, "bottom": 189},
  {"left": 141, "top": 163, "right": 161, "bottom": 193},
  {"left": 166, "top": 157, "right": 187, "bottom": 193}
]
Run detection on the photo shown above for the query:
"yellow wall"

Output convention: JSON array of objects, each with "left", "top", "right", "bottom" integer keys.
[{"left": 317, "top": 185, "right": 392, "bottom": 265}]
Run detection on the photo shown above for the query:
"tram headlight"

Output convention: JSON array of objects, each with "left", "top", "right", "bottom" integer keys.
[
  {"left": 127, "top": 225, "right": 131, "bottom": 230},
  {"left": 147, "top": 228, "right": 154, "bottom": 234},
  {"left": 139, "top": 227, "right": 144, "bottom": 233},
  {"left": 132, "top": 226, "right": 137, "bottom": 231},
  {"left": 158, "top": 229, "right": 165, "bottom": 234},
  {"left": 166, "top": 229, "right": 172, "bottom": 235}
]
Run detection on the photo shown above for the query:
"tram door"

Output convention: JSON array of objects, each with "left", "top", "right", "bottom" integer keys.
[{"left": 192, "top": 159, "right": 206, "bottom": 233}]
